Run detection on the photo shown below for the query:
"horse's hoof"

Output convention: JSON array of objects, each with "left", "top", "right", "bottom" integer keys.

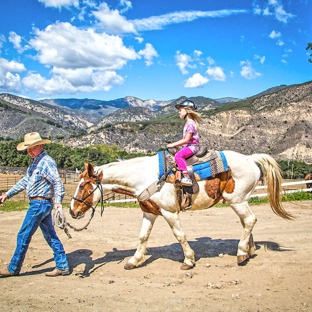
[
  {"left": 237, "top": 254, "right": 249, "bottom": 266},
  {"left": 180, "top": 263, "right": 194, "bottom": 270},
  {"left": 124, "top": 263, "right": 136, "bottom": 270}
]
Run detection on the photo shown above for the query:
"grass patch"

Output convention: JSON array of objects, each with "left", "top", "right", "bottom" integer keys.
[
  {"left": 105, "top": 202, "right": 140, "bottom": 208},
  {"left": 0, "top": 202, "right": 29, "bottom": 212},
  {"left": 0, "top": 201, "right": 140, "bottom": 212},
  {"left": 248, "top": 190, "right": 312, "bottom": 205}
]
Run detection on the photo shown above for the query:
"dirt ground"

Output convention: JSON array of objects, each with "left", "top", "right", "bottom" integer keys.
[{"left": 0, "top": 201, "right": 311, "bottom": 312}]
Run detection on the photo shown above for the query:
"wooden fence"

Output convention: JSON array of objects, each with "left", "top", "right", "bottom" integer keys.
[
  {"left": 1, "top": 173, "right": 310, "bottom": 204},
  {"left": 0, "top": 174, "right": 136, "bottom": 204},
  {"left": 0, "top": 171, "right": 79, "bottom": 203}
]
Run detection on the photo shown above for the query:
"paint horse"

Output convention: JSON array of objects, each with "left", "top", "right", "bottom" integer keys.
[
  {"left": 70, "top": 150, "right": 294, "bottom": 270},
  {"left": 304, "top": 172, "right": 312, "bottom": 192}
]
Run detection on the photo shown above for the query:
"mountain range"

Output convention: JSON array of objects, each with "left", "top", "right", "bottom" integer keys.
[{"left": 0, "top": 80, "right": 311, "bottom": 163}]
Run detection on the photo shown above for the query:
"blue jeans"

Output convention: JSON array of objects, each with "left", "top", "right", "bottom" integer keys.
[{"left": 8, "top": 199, "right": 69, "bottom": 274}]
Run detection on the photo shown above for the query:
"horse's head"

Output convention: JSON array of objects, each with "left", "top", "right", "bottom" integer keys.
[{"left": 70, "top": 163, "right": 103, "bottom": 219}]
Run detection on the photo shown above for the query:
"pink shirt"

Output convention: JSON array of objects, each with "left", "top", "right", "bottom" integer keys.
[{"left": 183, "top": 119, "right": 199, "bottom": 153}]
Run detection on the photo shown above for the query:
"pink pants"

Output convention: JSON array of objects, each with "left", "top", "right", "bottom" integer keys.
[{"left": 174, "top": 147, "right": 194, "bottom": 171}]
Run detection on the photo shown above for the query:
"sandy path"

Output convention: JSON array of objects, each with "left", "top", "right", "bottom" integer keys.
[{"left": 0, "top": 201, "right": 311, "bottom": 311}]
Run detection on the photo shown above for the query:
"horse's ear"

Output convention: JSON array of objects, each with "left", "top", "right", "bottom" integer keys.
[
  {"left": 85, "top": 163, "right": 94, "bottom": 177},
  {"left": 97, "top": 171, "right": 103, "bottom": 181}
]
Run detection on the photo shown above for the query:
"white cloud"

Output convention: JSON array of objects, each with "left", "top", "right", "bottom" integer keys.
[
  {"left": 269, "top": 30, "right": 281, "bottom": 39},
  {"left": 135, "top": 36, "right": 144, "bottom": 43},
  {"left": 118, "top": 0, "right": 132, "bottom": 13},
  {"left": 206, "top": 66, "right": 226, "bottom": 81},
  {"left": 8, "top": 32, "right": 29, "bottom": 53},
  {"left": 184, "top": 73, "right": 209, "bottom": 88},
  {"left": 254, "top": 54, "right": 266, "bottom": 64},
  {"left": 175, "top": 51, "right": 192, "bottom": 75},
  {"left": 0, "top": 72, "right": 22, "bottom": 92},
  {"left": 268, "top": 30, "right": 284, "bottom": 46},
  {"left": 194, "top": 50, "right": 202, "bottom": 59},
  {"left": 252, "top": 0, "right": 295, "bottom": 23},
  {"left": 207, "top": 56, "right": 215, "bottom": 66},
  {"left": 282, "top": 48, "right": 293, "bottom": 58},
  {"left": 38, "top": 0, "right": 79, "bottom": 9},
  {"left": 29, "top": 22, "right": 138, "bottom": 70},
  {"left": 0, "top": 58, "right": 26, "bottom": 92},
  {"left": 23, "top": 21, "right": 141, "bottom": 95},
  {"left": 93, "top": 3, "right": 137, "bottom": 34},
  {"left": 240, "top": 60, "right": 261, "bottom": 79},
  {"left": 22, "top": 70, "right": 124, "bottom": 95},
  {"left": 0, "top": 35, "right": 6, "bottom": 50},
  {"left": 138, "top": 43, "right": 158, "bottom": 66},
  {"left": 274, "top": 3, "right": 295, "bottom": 23},
  {"left": 132, "top": 9, "right": 248, "bottom": 31}
]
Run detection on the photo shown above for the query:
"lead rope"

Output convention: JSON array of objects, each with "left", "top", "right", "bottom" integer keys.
[
  {"left": 53, "top": 207, "right": 97, "bottom": 238},
  {"left": 53, "top": 207, "right": 72, "bottom": 238}
]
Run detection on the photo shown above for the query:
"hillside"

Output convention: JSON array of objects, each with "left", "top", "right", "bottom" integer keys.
[
  {"left": 62, "top": 81, "right": 312, "bottom": 163},
  {"left": 1, "top": 81, "right": 312, "bottom": 162},
  {"left": 0, "top": 94, "right": 91, "bottom": 139}
]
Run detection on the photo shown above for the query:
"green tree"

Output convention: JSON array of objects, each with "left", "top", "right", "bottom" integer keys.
[{"left": 307, "top": 43, "right": 312, "bottom": 63}]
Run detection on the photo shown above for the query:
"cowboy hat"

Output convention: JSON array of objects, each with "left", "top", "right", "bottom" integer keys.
[{"left": 17, "top": 132, "right": 51, "bottom": 151}]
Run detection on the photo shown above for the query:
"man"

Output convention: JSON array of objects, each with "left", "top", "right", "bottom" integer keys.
[{"left": 0, "top": 132, "right": 70, "bottom": 277}]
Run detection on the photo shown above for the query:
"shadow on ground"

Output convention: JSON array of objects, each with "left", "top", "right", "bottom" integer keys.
[{"left": 27, "top": 236, "right": 293, "bottom": 277}]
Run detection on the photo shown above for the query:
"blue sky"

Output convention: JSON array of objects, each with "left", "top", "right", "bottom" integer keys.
[{"left": 0, "top": 0, "right": 311, "bottom": 101}]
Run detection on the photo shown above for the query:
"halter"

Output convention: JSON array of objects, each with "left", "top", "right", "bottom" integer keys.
[{"left": 72, "top": 177, "right": 105, "bottom": 217}]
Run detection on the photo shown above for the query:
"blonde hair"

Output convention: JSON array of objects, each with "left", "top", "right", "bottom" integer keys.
[{"left": 186, "top": 108, "right": 202, "bottom": 127}]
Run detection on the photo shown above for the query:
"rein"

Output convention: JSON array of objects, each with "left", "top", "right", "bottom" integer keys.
[{"left": 54, "top": 178, "right": 105, "bottom": 238}]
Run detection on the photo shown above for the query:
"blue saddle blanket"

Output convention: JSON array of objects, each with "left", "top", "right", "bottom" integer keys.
[{"left": 158, "top": 150, "right": 229, "bottom": 181}]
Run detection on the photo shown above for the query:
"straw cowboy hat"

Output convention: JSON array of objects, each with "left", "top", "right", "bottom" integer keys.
[{"left": 17, "top": 132, "right": 51, "bottom": 151}]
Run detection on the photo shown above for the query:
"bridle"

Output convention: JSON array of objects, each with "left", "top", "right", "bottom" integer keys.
[{"left": 72, "top": 177, "right": 105, "bottom": 217}]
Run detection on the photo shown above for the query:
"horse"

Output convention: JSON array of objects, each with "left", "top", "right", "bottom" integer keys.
[
  {"left": 69, "top": 150, "right": 294, "bottom": 270},
  {"left": 304, "top": 172, "right": 312, "bottom": 191}
]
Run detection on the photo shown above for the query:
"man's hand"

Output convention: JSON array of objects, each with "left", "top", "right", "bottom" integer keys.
[
  {"left": 0, "top": 193, "right": 8, "bottom": 206},
  {"left": 54, "top": 202, "right": 63, "bottom": 210}
]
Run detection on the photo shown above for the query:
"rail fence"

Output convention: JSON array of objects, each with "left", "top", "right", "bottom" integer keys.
[
  {"left": 0, "top": 174, "right": 136, "bottom": 204},
  {"left": 1, "top": 173, "right": 311, "bottom": 204},
  {"left": 0, "top": 170, "right": 79, "bottom": 203},
  {"left": 251, "top": 179, "right": 312, "bottom": 198}
]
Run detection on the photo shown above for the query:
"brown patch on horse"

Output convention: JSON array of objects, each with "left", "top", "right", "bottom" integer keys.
[
  {"left": 204, "top": 169, "right": 235, "bottom": 205},
  {"left": 139, "top": 199, "right": 162, "bottom": 216}
]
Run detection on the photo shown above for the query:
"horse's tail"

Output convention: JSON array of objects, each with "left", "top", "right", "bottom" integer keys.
[{"left": 251, "top": 153, "right": 295, "bottom": 220}]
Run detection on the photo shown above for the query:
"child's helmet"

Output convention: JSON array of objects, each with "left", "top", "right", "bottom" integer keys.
[{"left": 175, "top": 99, "right": 197, "bottom": 111}]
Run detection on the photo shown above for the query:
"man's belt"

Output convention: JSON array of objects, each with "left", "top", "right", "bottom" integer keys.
[{"left": 29, "top": 196, "right": 52, "bottom": 201}]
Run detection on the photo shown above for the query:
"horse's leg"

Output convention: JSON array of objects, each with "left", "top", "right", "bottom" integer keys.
[
  {"left": 161, "top": 209, "right": 195, "bottom": 270},
  {"left": 230, "top": 201, "right": 257, "bottom": 265},
  {"left": 124, "top": 212, "right": 158, "bottom": 270}
]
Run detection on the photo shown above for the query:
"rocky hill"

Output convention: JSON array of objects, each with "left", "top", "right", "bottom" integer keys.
[
  {"left": 62, "top": 81, "right": 312, "bottom": 163},
  {"left": 40, "top": 96, "right": 173, "bottom": 119},
  {"left": 1, "top": 81, "right": 312, "bottom": 162},
  {"left": 0, "top": 94, "right": 89, "bottom": 139}
]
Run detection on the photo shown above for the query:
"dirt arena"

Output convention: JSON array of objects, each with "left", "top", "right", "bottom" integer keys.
[{"left": 0, "top": 200, "right": 311, "bottom": 312}]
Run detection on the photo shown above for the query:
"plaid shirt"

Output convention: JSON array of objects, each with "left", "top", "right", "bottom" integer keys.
[{"left": 6, "top": 152, "right": 65, "bottom": 203}]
